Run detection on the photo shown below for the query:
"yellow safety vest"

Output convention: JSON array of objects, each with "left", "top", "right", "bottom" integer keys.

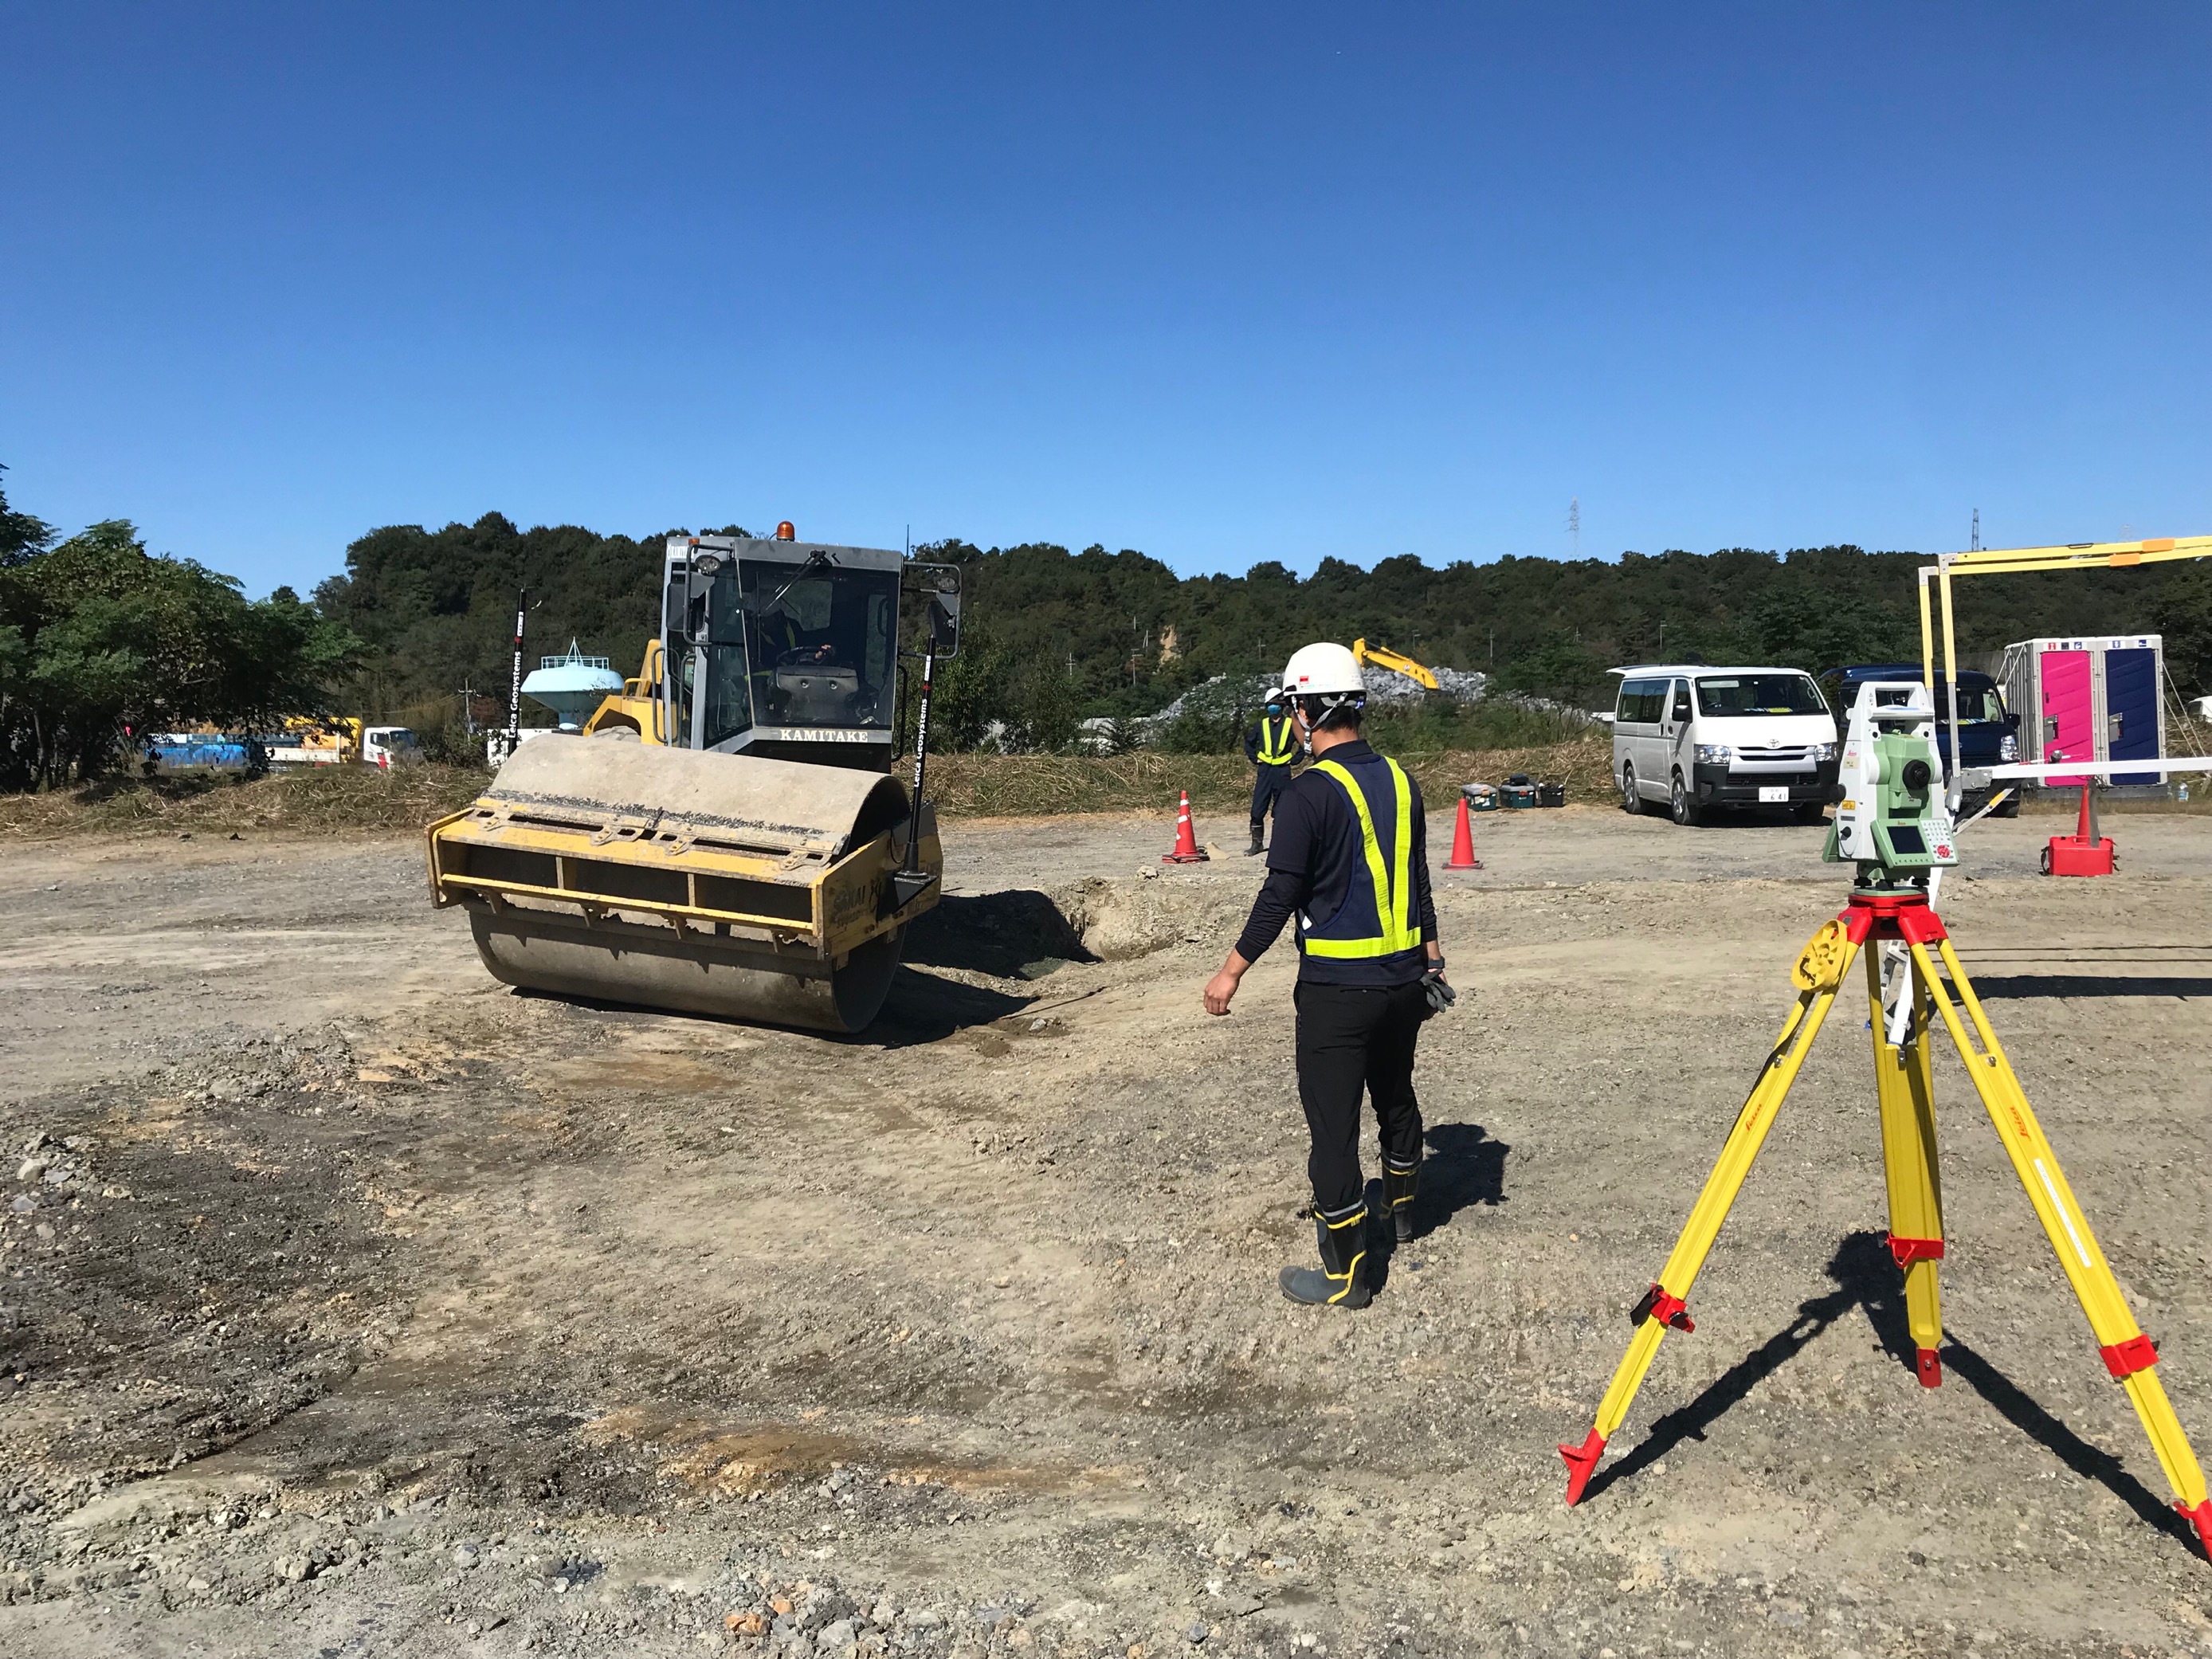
[
  {"left": 1301, "top": 756, "right": 1422, "bottom": 959},
  {"left": 1257, "top": 716, "right": 1298, "bottom": 766}
]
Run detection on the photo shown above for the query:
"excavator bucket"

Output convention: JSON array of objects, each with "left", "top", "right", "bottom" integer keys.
[{"left": 424, "top": 735, "right": 939, "bottom": 1033}]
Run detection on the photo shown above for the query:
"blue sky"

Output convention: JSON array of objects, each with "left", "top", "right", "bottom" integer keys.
[{"left": 2, "top": 2, "right": 2206, "bottom": 596}]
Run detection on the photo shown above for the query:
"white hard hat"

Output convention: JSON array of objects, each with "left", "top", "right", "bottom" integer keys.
[{"left": 1281, "top": 641, "right": 1367, "bottom": 700}]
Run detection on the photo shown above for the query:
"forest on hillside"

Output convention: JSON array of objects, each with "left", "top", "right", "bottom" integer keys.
[{"left": 315, "top": 513, "right": 2212, "bottom": 751}]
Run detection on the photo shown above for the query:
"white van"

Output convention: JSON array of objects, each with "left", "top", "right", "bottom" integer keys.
[{"left": 1610, "top": 665, "right": 1839, "bottom": 826}]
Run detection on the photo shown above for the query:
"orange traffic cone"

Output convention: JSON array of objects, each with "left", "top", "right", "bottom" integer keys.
[
  {"left": 1162, "top": 790, "right": 1209, "bottom": 863},
  {"left": 1444, "top": 794, "right": 1483, "bottom": 869}
]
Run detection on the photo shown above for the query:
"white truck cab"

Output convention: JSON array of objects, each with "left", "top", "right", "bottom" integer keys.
[
  {"left": 362, "top": 726, "right": 420, "bottom": 768},
  {"left": 1611, "top": 665, "right": 1840, "bottom": 826}
]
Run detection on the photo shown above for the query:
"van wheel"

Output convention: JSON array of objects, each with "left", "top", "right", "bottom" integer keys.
[
  {"left": 1670, "top": 772, "right": 1701, "bottom": 826},
  {"left": 1620, "top": 763, "right": 1642, "bottom": 815}
]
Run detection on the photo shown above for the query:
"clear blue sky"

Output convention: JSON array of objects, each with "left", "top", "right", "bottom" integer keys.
[{"left": 3, "top": 2, "right": 2206, "bottom": 596}]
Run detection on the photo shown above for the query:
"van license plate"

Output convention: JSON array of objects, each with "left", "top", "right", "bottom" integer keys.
[{"left": 1759, "top": 786, "right": 1790, "bottom": 803}]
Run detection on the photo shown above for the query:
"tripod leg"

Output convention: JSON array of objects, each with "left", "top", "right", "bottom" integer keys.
[
  {"left": 1868, "top": 943, "right": 1945, "bottom": 1386},
  {"left": 1910, "top": 934, "right": 2212, "bottom": 1551},
  {"left": 1561, "top": 920, "right": 1861, "bottom": 1503}
]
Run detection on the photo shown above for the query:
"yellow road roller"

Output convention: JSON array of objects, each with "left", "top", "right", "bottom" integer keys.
[{"left": 426, "top": 526, "right": 962, "bottom": 1033}]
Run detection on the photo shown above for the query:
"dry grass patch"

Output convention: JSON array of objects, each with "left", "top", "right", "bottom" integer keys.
[
  {"left": 0, "top": 738, "right": 1615, "bottom": 839},
  {"left": 0, "top": 763, "right": 491, "bottom": 840}
]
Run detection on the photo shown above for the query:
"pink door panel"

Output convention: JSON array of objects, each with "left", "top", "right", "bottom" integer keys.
[{"left": 2041, "top": 649, "right": 2092, "bottom": 786}]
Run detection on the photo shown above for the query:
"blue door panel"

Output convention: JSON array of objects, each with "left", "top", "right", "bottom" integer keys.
[{"left": 2106, "top": 648, "right": 2160, "bottom": 783}]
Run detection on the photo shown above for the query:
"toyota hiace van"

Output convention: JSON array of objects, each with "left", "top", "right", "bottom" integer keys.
[{"left": 1611, "top": 665, "right": 1840, "bottom": 826}]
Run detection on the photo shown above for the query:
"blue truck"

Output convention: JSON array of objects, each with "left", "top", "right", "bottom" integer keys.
[{"left": 1822, "top": 663, "right": 2022, "bottom": 818}]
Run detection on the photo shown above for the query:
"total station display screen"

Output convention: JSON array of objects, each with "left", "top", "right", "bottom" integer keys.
[{"left": 1885, "top": 825, "right": 1928, "bottom": 856}]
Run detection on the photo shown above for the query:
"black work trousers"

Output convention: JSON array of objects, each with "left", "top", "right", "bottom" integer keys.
[
  {"left": 1250, "top": 763, "right": 1295, "bottom": 826},
  {"left": 1294, "top": 977, "right": 1428, "bottom": 1214}
]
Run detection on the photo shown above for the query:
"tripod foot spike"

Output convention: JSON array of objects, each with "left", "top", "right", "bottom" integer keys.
[
  {"left": 1916, "top": 1347, "right": 1943, "bottom": 1389},
  {"left": 2179, "top": 1499, "right": 2212, "bottom": 1557},
  {"left": 1559, "top": 1429, "right": 1606, "bottom": 1505}
]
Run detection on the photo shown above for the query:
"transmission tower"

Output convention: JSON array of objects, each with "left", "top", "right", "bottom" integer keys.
[
  {"left": 1567, "top": 497, "right": 1581, "bottom": 559},
  {"left": 1971, "top": 508, "right": 1981, "bottom": 552}
]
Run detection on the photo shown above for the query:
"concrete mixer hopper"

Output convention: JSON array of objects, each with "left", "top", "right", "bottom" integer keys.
[{"left": 425, "top": 527, "right": 963, "bottom": 1033}]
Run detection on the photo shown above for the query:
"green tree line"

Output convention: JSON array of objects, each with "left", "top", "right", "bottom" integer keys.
[
  {"left": 14, "top": 471, "right": 2212, "bottom": 782},
  {"left": 312, "top": 515, "right": 2212, "bottom": 751},
  {"left": 0, "top": 469, "right": 359, "bottom": 789}
]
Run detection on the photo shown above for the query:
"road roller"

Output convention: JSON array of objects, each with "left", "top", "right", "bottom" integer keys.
[{"left": 425, "top": 525, "right": 962, "bottom": 1033}]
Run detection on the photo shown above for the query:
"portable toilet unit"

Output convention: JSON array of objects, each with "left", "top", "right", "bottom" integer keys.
[{"left": 1997, "top": 634, "right": 2166, "bottom": 786}]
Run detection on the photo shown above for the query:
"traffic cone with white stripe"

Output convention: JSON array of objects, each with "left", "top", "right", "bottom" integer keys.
[{"left": 1162, "top": 790, "right": 1209, "bottom": 863}]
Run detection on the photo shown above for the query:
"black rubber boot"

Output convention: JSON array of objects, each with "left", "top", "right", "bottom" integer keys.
[
  {"left": 1245, "top": 822, "right": 1265, "bottom": 857},
  {"left": 1280, "top": 1200, "right": 1371, "bottom": 1308},
  {"left": 1382, "top": 1155, "right": 1419, "bottom": 1242}
]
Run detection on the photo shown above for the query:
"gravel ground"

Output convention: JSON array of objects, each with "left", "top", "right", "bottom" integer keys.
[{"left": 4, "top": 805, "right": 2212, "bottom": 1657}]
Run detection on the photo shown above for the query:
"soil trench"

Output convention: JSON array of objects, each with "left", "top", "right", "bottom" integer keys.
[{"left": 3, "top": 806, "right": 2212, "bottom": 1656}]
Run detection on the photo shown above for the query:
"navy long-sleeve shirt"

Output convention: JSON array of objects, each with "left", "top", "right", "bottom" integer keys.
[{"left": 1233, "top": 738, "right": 1439, "bottom": 986}]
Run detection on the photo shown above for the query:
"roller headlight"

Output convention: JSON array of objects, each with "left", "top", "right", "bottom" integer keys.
[
  {"left": 1695, "top": 744, "right": 1732, "bottom": 765},
  {"left": 1999, "top": 733, "right": 2019, "bottom": 762}
]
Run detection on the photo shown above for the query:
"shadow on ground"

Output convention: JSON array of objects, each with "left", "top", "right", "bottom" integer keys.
[
  {"left": 869, "top": 967, "right": 1035, "bottom": 1047},
  {"left": 1367, "top": 1123, "right": 1508, "bottom": 1291},
  {"left": 1966, "top": 975, "right": 2212, "bottom": 1000},
  {"left": 904, "top": 890, "right": 1098, "bottom": 980},
  {"left": 1579, "top": 1230, "right": 2203, "bottom": 1555}
]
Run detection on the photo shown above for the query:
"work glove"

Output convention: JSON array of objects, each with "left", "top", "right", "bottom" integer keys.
[{"left": 1422, "top": 969, "right": 1457, "bottom": 1014}]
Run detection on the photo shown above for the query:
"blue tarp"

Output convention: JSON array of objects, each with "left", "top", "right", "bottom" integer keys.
[{"left": 147, "top": 739, "right": 250, "bottom": 770}]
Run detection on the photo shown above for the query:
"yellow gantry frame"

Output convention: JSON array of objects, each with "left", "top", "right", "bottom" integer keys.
[
  {"left": 1559, "top": 906, "right": 2212, "bottom": 1555},
  {"left": 1917, "top": 535, "right": 2212, "bottom": 787}
]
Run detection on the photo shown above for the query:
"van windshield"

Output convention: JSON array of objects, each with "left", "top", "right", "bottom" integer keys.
[{"left": 1695, "top": 675, "right": 1826, "bottom": 716}]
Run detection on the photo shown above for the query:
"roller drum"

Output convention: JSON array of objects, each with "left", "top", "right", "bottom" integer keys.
[
  {"left": 425, "top": 733, "right": 937, "bottom": 1034},
  {"left": 467, "top": 907, "right": 901, "bottom": 1033}
]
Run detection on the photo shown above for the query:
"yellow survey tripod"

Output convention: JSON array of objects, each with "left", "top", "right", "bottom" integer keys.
[{"left": 1556, "top": 883, "right": 2212, "bottom": 1555}]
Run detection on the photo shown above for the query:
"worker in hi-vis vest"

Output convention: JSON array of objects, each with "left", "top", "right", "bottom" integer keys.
[
  {"left": 1202, "top": 641, "right": 1454, "bottom": 1309},
  {"left": 1241, "top": 689, "right": 1303, "bottom": 857}
]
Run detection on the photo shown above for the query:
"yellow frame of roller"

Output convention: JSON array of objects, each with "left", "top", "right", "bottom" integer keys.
[
  {"left": 1916, "top": 535, "right": 2212, "bottom": 786},
  {"left": 578, "top": 637, "right": 674, "bottom": 743},
  {"left": 1351, "top": 637, "right": 1440, "bottom": 691},
  {"left": 422, "top": 736, "right": 940, "bottom": 1030}
]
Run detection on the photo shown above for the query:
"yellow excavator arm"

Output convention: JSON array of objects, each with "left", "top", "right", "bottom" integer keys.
[{"left": 1351, "top": 638, "right": 1439, "bottom": 692}]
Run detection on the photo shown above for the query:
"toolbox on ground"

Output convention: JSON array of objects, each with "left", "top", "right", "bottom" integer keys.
[
  {"left": 1463, "top": 782, "right": 1500, "bottom": 812},
  {"left": 1502, "top": 773, "right": 1538, "bottom": 809},
  {"left": 1536, "top": 781, "right": 1566, "bottom": 807}
]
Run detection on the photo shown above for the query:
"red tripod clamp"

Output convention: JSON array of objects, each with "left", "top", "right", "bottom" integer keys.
[
  {"left": 2102, "top": 1333, "right": 2159, "bottom": 1380},
  {"left": 1887, "top": 1234, "right": 1945, "bottom": 1268},
  {"left": 1631, "top": 1283, "right": 1694, "bottom": 1332}
]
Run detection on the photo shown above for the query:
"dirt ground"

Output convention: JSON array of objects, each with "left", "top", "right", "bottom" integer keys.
[{"left": 6, "top": 801, "right": 2212, "bottom": 1657}]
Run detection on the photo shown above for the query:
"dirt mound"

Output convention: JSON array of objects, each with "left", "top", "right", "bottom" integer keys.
[{"left": 1054, "top": 875, "right": 1251, "bottom": 961}]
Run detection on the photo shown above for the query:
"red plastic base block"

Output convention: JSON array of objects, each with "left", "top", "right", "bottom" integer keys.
[
  {"left": 1916, "top": 1347, "right": 1943, "bottom": 1389},
  {"left": 1159, "top": 852, "right": 1209, "bottom": 864},
  {"left": 2044, "top": 835, "right": 2116, "bottom": 877},
  {"left": 2178, "top": 1497, "right": 2212, "bottom": 1557},
  {"left": 1559, "top": 1429, "right": 1606, "bottom": 1505}
]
